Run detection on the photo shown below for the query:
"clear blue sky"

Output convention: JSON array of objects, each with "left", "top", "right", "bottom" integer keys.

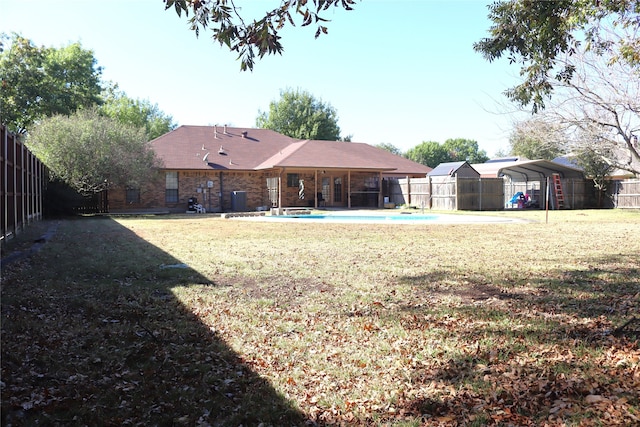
[{"left": 2, "top": 0, "right": 526, "bottom": 156}]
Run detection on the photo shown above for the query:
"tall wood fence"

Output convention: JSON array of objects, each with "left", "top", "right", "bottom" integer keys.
[
  {"left": 1, "top": 125, "right": 47, "bottom": 242},
  {"left": 612, "top": 179, "right": 640, "bottom": 208},
  {"left": 385, "top": 177, "right": 504, "bottom": 210},
  {"left": 386, "top": 176, "right": 591, "bottom": 210}
]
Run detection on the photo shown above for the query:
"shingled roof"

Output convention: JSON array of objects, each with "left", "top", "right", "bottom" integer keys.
[
  {"left": 151, "top": 125, "right": 431, "bottom": 175},
  {"left": 151, "top": 125, "right": 296, "bottom": 170},
  {"left": 256, "top": 139, "right": 432, "bottom": 174}
]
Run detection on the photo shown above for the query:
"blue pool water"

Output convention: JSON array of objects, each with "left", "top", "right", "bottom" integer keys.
[
  {"left": 271, "top": 214, "right": 439, "bottom": 221},
  {"left": 238, "top": 212, "right": 526, "bottom": 224}
]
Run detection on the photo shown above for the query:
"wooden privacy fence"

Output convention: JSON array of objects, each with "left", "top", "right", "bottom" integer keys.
[
  {"left": 1, "top": 125, "right": 47, "bottom": 242},
  {"left": 612, "top": 179, "right": 640, "bottom": 208},
  {"left": 386, "top": 176, "right": 590, "bottom": 210},
  {"left": 385, "top": 177, "right": 504, "bottom": 210}
]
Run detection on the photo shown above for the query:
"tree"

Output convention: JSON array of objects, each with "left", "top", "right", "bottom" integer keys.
[
  {"left": 530, "top": 45, "right": 640, "bottom": 175},
  {"left": 256, "top": 88, "right": 342, "bottom": 140},
  {"left": 442, "top": 138, "right": 489, "bottom": 163},
  {"left": 405, "top": 141, "right": 448, "bottom": 168},
  {"left": 375, "top": 142, "right": 403, "bottom": 156},
  {"left": 572, "top": 144, "right": 618, "bottom": 207},
  {"left": 474, "top": 0, "right": 640, "bottom": 112},
  {"left": 509, "top": 117, "right": 566, "bottom": 160},
  {"left": 100, "top": 86, "right": 177, "bottom": 140},
  {"left": 477, "top": 2, "right": 640, "bottom": 175},
  {"left": 27, "top": 108, "right": 162, "bottom": 194},
  {"left": 165, "top": 0, "right": 356, "bottom": 71},
  {"left": 492, "top": 147, "right": 510, "bottom": 158},
  {"left": 0, "top": 34, "right": 103, "bottom": 133},
  {"left": 406, "top": 139, "right": 489, "bottom": 167}
]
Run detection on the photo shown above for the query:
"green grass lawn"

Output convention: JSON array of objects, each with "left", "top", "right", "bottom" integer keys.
[{"left": 2, "top": 209, "right": 639, "bottom": 426}]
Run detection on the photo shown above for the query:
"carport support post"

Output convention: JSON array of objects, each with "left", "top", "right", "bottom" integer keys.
[{"left": 545, "top": 176, "right": 550, "bottom": 223}]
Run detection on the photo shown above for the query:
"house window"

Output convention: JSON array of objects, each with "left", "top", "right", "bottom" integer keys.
[
  {"left": 165, "top": 172, "right": 178, "bottom": 203},
  {"left": 126, "top": 188, "right": 140, "bottom": 204},
  {"left": 287, "top": 173, "right": 300, "bottom": 188}
]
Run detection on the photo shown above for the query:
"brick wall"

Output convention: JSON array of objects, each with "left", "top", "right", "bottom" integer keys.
[
  {"left": 109, "top": 169, "right": 383, "bottom": 212},
  {"left": 110, "top": 170, "right": 272, "bottom": 212}
]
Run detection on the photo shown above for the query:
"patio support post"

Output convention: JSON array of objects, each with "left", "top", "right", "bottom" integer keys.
[
  {"left": 347, "top": 170, "right": 351, "bottom": 208},
  {"left": 278, "top": 169, "right": 284, "bottom": 211},
  {"left": 378, "top": 171, "right": 383, "bottom": 208},
  {"left": 314, "top": 169, "right": 318, "bottom": 208}
]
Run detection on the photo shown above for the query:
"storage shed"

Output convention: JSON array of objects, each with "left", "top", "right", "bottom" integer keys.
[{"left": 428, "top": 161, "right": 480, "bottom": 178}]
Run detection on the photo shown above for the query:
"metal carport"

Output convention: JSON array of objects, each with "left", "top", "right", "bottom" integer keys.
[
  {"left": 472, "top": 159, "right": 585, "bottom": 181},
  {"left": 472, "top": 160, "right": 586, "bottom": 209}
]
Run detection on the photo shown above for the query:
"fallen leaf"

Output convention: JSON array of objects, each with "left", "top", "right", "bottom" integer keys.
[{"left": 585, "top": 395, "right": 610, "bottom": 404}]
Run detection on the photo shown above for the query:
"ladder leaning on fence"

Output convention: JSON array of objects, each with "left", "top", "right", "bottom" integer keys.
[{"left": 552, "top": 173, "right": 565, "bottom": 209}]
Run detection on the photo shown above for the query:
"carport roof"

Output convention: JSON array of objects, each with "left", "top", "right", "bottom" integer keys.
[{"left": 471, "top": 159, "right": 585, "bottom": 181}]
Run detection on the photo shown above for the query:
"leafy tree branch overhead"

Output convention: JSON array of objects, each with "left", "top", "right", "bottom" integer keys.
[
  {"left": 473, "top": 0, "right": 640, "bottom": 113},
  {"left": 164, "top": 0, "right": 357, "bottom": 71}
]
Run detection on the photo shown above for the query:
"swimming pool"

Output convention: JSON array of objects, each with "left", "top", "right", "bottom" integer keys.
[
  {"left": 271, "top": 214, "right": 438, "bottom": 223},
  {"left": 235, "top": 212, "right": 527, "bottom": 224}
]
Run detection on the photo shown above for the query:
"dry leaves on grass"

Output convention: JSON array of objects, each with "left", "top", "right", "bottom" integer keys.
[
  {"left": 185, "top": 283, "right": 640, "bottom": 426},
  {"left": 2, "top": 214, "right": 639, "bottom": 426}
]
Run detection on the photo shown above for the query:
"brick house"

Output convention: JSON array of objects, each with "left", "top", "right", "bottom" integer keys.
[{"left": 108, "top": 125, "right": 432, "bottom": 213}]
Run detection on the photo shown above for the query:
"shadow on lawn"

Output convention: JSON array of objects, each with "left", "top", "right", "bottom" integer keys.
[
  {"left": 394, "top": 259, "right": 639, "bottom": 424},
  {"left": 400, "top": 252, "right": 639, "bottom": 325},
  {"left": 1, "top": 217, "right": 308, "bottom": 426}
]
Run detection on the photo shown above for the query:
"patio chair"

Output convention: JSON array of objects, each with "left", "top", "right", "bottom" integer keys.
[{"left": 317, "top": 192, "right": 326, "bottom": 207}]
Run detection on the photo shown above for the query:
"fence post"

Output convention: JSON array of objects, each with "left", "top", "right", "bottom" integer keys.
[
  {"left": 454, "top": 176, "right": 458, "bottom": 210},
  {"left": 479, "top": 178, "right": 482, "bottom": 211},
  {"left": 1, "top": 125, "right": 46, "bottom": 241}
]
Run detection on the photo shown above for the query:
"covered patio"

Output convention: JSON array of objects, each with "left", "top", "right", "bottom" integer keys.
[{"left": 260, "top": 140, "right": 431, "bottom": 210}]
